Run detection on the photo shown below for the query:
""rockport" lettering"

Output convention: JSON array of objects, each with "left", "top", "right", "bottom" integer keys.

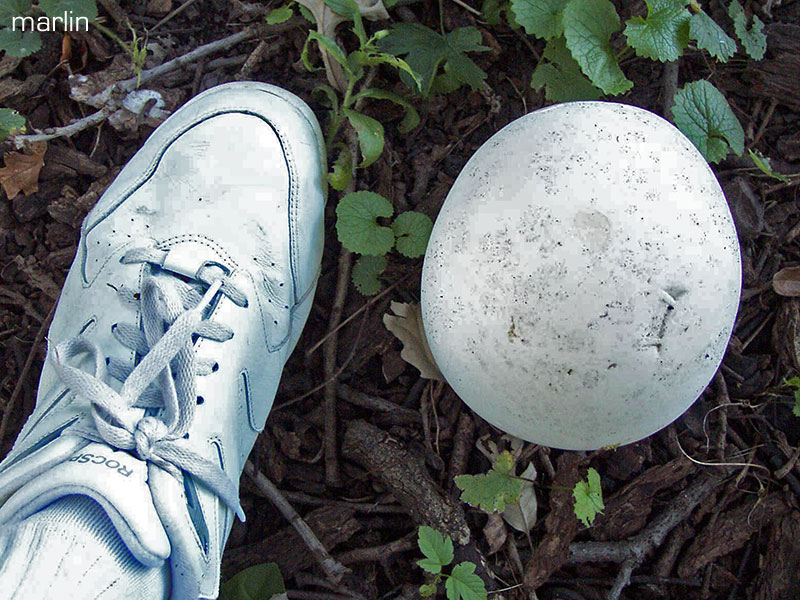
[{"left": 69, "top": 453, "right": 133, "bottom": 477}]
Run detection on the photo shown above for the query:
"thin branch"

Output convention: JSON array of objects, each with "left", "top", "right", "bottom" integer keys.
[{"left": 244, "top": 460, "right": 350, "bottom": 584}]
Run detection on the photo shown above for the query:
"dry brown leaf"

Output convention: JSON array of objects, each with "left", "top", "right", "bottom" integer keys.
[
  {"left": 383, "top": 301, "right": 444, "bottom": 381},
  {"left": 482, "top": 512, "right": 507, "bottom": 554},
  {"left": 0, "top": 142, "right": 47, "bottom": 199},
  {"left": 773, "top": 266, "right": 800, "bottom": 296},
  {"left": 502, "top": 462, "right": 538, "bottom": 533}
]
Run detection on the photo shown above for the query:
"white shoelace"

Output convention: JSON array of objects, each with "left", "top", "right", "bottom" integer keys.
[{"left": 50, "top": 246, "right": 248, "bottom": 522}]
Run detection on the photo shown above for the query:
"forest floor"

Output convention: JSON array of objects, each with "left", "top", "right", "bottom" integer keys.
[{"left": 1, "top": 1, "right": 799, "bottom": 599}]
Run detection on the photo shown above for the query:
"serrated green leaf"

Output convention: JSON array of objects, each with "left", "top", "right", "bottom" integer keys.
[
  {"left": 344, "top": 108, "right": 384, "bottom": 167},
  {"left": 417, "top": 526, "right": 454, "bottom": 574},
  {"left": 784, "top": 377, "right": 800, "bottom": 388},
  {"left": 0, "top": 0, "right": 30, "bottom": 27},
  {"left": 671, "top": 79, "right": 744, "bottom": 163},
  {"left": 0, "top": 27, "right": 40, "bottom": 57},
  {"left": 0, "top": 108, "right": 25, "bottom": 141},
  {"left": 445, "top": 562, "right": 487, "bottom": 600},
  {"left": 562, "top": 0, "right": 633, "bottom": 95},
  {"left": 573, "top": 467, "right": 604, "bottom": 527},
  {"left": 623, "top": 0, "right": 690, "bottom": 62},
  {"left": 39, "top": 0, "right": 97, "bottom": 21},
  {"left": 391, "top": 211, "right": 432, "bottom": 258},
  {"left": 266, "top": 4, "right": 293, "bottom": 24},
  {"left": 530, "top": 35, "right": 603, "bottom": 101},
  {"left": 689, "top": 10, "right": 736, "bottom": 62},
  {"left": 420, "top": 583, "right": 438, "bottom": 597},
  {"left": 352, "top": 87, "right": 420, "bottom": 133},
  {"left": 328, "top": 146, "right": 352, "bottom": 191},
  {"left": 220, "top": 562, "right": 287, "bottom": 600},
  {"left": 748, "top": 149, "right": 790, "bottom": 183},
  {"left": 509, "top": 0, "right": 568, "bottom": 39},
  {"left": 377, "top": 23, "right": 489, "bottom": 96},
  {"left": 728, "top": 0, "right": 765, "bottom": 60},
  {"left": 298, "top": 3, "right": 315, "bottom": 23},
  {"left": 336, "top": 191, "right": 394, "bottom": 255},
  {"left": 454, "top": 450, "right": 523, "bottom": 513},
  {"left": 352, "top": 254, "right": 387, "bottom": 295}
]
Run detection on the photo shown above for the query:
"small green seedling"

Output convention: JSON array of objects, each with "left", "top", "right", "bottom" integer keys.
[
  {"left": 454, "top": 450, "right": 524, "bottom": 513},
  {"left": 335, "top": 191, "right": 432, "bottom": 294},
  {"left": 417, "top": 526, "right": 487, "bottom": 600},
  {"left": 782, "top": 377, "right": 800, "bottom": 417},
  {"left": 749, "top": 150, "right": 792, "bottom": 184},
  {"left": 573, "top": 467, "right": 604, "bottom": 527},
  {"left": 0, "top": 108, "right": 26, "bottom": 141}
]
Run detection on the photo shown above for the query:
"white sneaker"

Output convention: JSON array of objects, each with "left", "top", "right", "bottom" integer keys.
[{"left": 0, "top": 82, "right": 326, "bottom": 599}]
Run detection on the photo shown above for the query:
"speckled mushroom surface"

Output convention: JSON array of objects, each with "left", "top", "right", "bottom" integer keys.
[{"left": 421, "top": 101, "right": 742, "bottom": 450}]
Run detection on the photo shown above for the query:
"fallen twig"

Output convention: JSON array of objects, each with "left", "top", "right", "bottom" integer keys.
[
  {"left": 11, "top": 20, "right": 301, "bottom": 149},
  {"left": 568, "top": 474, "right": 724, "bottom": 600},
  {"left": 243, "top": 460, "right": 351, "bottom": 585}
]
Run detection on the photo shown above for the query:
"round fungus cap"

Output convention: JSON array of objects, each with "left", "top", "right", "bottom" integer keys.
[{"left": 420, "top": 101, "right": 742, "bottom": 450}]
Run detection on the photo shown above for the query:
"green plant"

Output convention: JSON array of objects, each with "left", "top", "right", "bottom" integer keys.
[
  {"left": 573, "top": 467, "right": 604, "bottom": 527},
  {"left": 0, "top": 0, "right": 97, "bottom": 57},
  {"left": 335, "top": 190, "right": 432, "bottom": 294},
  {"left": 782, "top": 377, "right": 800, "bottom": 417},
  {"left": 454, "top": 450, "right": 524, "bottom": 513},
  {"left": 220, "top": 562, "right": 287, "bottom": 600},
  {"left": 416, "top": 526, "right": 487, "bottom": 600},
  {"left": 0, "top": 107, "right": 25, "bottom": 141},
  {"left": 498, "top": 0, "right": 768, "bottom": 164}
]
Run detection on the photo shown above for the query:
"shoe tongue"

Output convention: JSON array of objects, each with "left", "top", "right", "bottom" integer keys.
[{"left": 0, "top": 442, "right": 170, "bottom": 567}]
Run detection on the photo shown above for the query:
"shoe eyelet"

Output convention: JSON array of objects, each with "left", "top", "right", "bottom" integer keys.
[
  {"left": 183, "top": 433, "right": 190, "bottom": 439},
  {"left": 212, "top": 363, "right": 219, "bottom": 373},
  {"left": 196, "top": 396, "right": 204, "bottom": 405}
]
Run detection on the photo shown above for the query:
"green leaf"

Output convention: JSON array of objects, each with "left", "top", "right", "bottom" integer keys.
[
  {"left": 454, "top": 450, "right": 524, "bottom": 513},
  {"left": 298, "top": 3, "right": 315, "bottom": 23},
  {"left": 417, "top": 526, "right": 454, "bottom": 574},
  {"left": 445, "top": 562, "right": 487, "bottom": 600},
  {"left": 322, "top": 0, "right": 367, "bottom": 45},
  {"left": 530, "top": 35, "right": 603, "bottom": 101},
  {"left": 391, "top": 211, "right": 432, "bottom": 258},
  {"left": 728, "top": 0, "right": 765, "bottom": 60},
  {"left": 343, "top": 108, "right": 384, "bottom": 167},
  {"left": 573, "top": 467, "right": 604, "bottom": 527},
  {"left": 302, "top": 31, "right": 353, "bottom": 77},
  {"left": 783, "top": 376, "right": 800, "bottom": 388},
  {"left": 39, "top": 0, "right": 97, "bottom": 21},
  {"left": 0, "top": 27, "right": 40, "bottom": 57},
  {"left": 351, "top": 254, "right": 387, "bottom": 295},
  {"left": 220, "top": 562, "right": 287, "bottom": 600},
  {"left": 748, "top": 149, "right": 790, "bottom": 183},
  {"left": 328, "top": 146, "right": 352, "bottom": 191},
  {"left": 420, "top": 583, "right": 438, "bottom": 597},
  {"left": 481, "top": 0, "right": 504, "bottom": 26},
  {"left": 0, "top": 0, "right": 30, "bottom": 27},
  {"left": 266, "top": 4, "right": 294, "bottom": 24},
  {"left": 336, "top": 191, "right": 394, "bottom": 255},
  {"left": 352, "top": 87, "right": 420, "bottom": 133},
  {"left": 623, "top": 0, "right": 690, "bottom": 62},
  {"left": 377, "top": 23, "right": 489, "bottom": 96},
  {"left": 562, "top": 0, "right": 633, "bottom": 95},
  {"left": 688, "top": 10, "right": 736, "bottom": 62},
  {"left": 671, "top": 79, "right": 744, "bottom": 163},
  {"left": 0, "top": 107, "right": 25, "bottom": 141},
  {"left": 510, "top": 0, "right": 568, "bottom": 40}
]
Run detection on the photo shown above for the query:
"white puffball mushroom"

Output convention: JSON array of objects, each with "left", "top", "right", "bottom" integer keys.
[{"left": 421, "top": 102, "right": 741, "bottom": 450}]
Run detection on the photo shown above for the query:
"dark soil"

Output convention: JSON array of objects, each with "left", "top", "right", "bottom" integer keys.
[{"left": 1, "top": 1, "right": 799, "bottom": 599}]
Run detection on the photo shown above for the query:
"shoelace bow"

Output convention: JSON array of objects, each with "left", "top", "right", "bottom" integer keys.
[{"left": 51, "top": 245, "right": 247, "bottom": 522}]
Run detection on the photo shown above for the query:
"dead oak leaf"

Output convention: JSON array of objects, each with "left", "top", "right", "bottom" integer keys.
[
  {"left": 0, "top": 142, "right": 47, "bottom": 199},
  {"left": 383, "top": 301, "right": 444, "bottom": 381}
]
